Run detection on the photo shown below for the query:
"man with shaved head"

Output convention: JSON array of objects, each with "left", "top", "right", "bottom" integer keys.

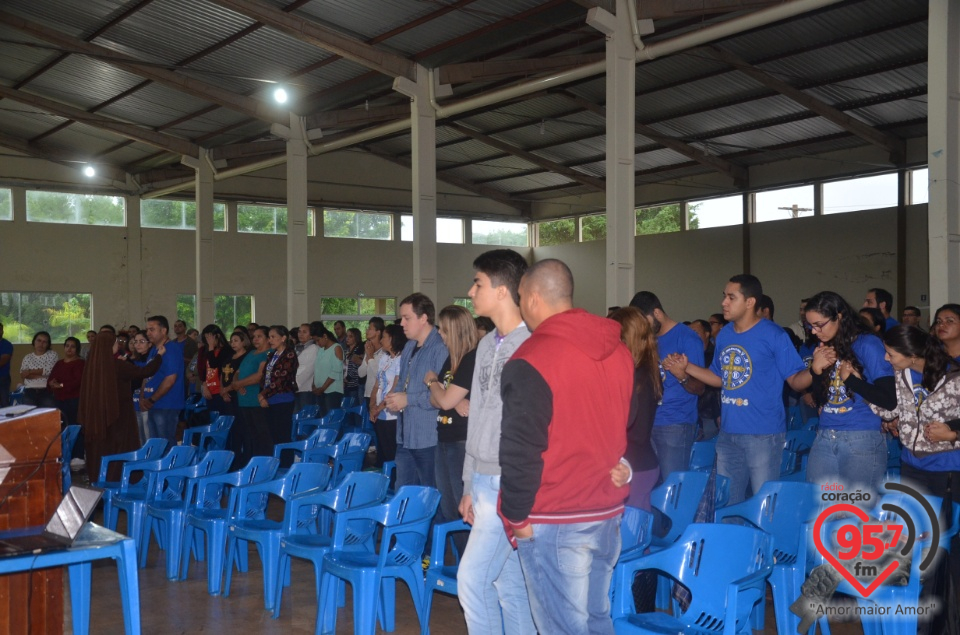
[{"left": 499, "top": 259, "right": 633, "bottom": 634}]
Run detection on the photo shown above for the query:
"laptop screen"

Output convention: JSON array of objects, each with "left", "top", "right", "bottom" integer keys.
[{"left": 44, "top": 486, "right": 103, "bottom": 542}]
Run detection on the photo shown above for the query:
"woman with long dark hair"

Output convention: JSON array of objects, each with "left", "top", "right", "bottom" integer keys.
[
  {"left": 229, "top": 326, "right": 271, "bottom": 463},
  {"left": 344, "top": 327, "right": 364, "bottom": 403},
  {"left": 313, "top": 326, "right": 344, "bottom": 415},
  {"left": 424, "top": 305, "right": 478, "bottom": 525},
  {"left": 933, "top": 303, "right": 960, "bottom": 362},
  {"left": 610, "top": 307, "right": 661, "bottom": 510},
  {"left": 369, "top": 324, "right": 406, "bottom": 466},
  {"left": 200, "top": 324, "right": 233, "bottom": 415},
  {"left": 804, "top": 291, "right": 893, "bottom": 492},
  {"left": 48, "top": 336, "right": 85, "bottom": 427},
  {"left": 257, "top": 325, "right": 298, "bottom": 449}
]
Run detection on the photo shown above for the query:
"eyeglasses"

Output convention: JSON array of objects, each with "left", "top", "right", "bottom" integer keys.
[
  {"left": 133, "top": 338, "right": 148, "bottom": 344},
  {"left": 808, "top": 318, "right": 834, "bottom": 333}
]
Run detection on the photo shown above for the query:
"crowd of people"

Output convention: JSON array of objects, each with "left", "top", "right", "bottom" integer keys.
[{"left": 2, "top": 251, "right": 960, "bottom": 633}]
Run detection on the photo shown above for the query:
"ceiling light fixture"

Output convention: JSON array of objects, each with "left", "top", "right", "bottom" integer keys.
[
  {"left": 83, "top": 165, "right": 96, "bottom": 177},
  {"left": 273, "top": 87, "right": 288, "bottom": 104}
]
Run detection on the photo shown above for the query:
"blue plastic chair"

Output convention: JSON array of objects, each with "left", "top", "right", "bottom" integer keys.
[
  {"left": 716, "top": 480, "right": 819, "bottom": 634},
  {"left": 290, "top": 405, "right": 321, "bottom": 440},
  {"left": 9, "top": 385, "right": 25, "bottom": 405},
  {"left": 179, "top": 456, "right": 280, "bottom": 595},
  {"left": 611, "top": 523, "right": 774, "bottom": 635},
  {"left": 272, "top": 427, "right": 339, "bottom": 472},
  {"left": 319, "top": 486, "right": 441, "bottom": 635},
  {"left": 296, "top": 410, "right": 346, "bottom": 440},
  {"left": 184, "top": 392, "right": 207, "bottom": 420},
  {"left": 223, "top": 462, "right": 333, "bottom": 610},
  {"left": 302, "top": 432, "right": 371, "bottom": 486},
  {"left": 619, "top": 505, "right": 655, "bottom": 559},
  {"left": 141, "top": 450, "right": 235, "bottom": 578},
  {"left": 802, "top": 416, "right": 820, "bottom": 431},
  {"left": 780, "top": 429, "right": 816, "bottom": 477},
  {"left": 182, "top": 415, "right": 234, "bottom": 453},
  {"left": 340, "top": 395, "right": 359, "bottom": 409},
  {"left": 421, "top": 519, "right": 471, "bottom": 635},
  {"left": 94, "top": 438, "right": 170, "bottom": 523},
  {"left": 272, "top": 471, "right": 390, "bottom": 618},
  {"left": 106, "top": 445, "right": 198, "bottom": 550},
  {"left": 60, "top": 424, "right": 81, "bottom": 493},
  {"left": 688, "top": 438, "right": 717, "bottom": 472},
  {"left": 649, "top": 470, "right": 726, "bottom": 549}
]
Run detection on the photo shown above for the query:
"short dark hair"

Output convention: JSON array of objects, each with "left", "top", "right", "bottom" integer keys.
[
  {"left": 309, "top": 320, "right": 325, "bottom": 338},
  {"left": 473, "top": 249, "right": 528, "bottom": 305},
  {"left": 147, "top": 315, "right": 170, "bottom": 332},
  {"left": 334, "top": 320, "right": 346, "bottom": 329},
  {"left": 64, "top": 336, "right": 81, "bottom": 351},
  {"left": 368, "top": 316, "right": 385, "bottom": 333},
  {"left": 709, "top": 313, "right": 727, "bottom": 326},
  {"left": 903, "top": 305, "right": 921, "bottom": 316},
  {"left": 693, "top": 318, "right": 711, "bottom": 333},
  {"left": 629, "top": 291, "right": 663, "bottom": 317},
  {"left": 174, "top": 319, "right": 187, "bottom": 328},
  {"left": 868, "top": 288, "right": 893, "bottom": 313},
  {"left": 757, "top": 294, "right": 775, "bottom": 319},
  {"left": 729, "top": 274, "right": 763, "bottom": 303},
  {"left": 31, "top": 331, "right": 51, "bottom": 346},
  {"left": 99, "top": 324, "right": 116, "bottom": 334},
  {"left": 399, "top": 292, "right": 436, "bottom": 325}
]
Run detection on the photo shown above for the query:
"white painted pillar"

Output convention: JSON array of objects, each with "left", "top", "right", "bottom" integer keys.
[
  {"left": 183, "top": 150, "right": 215, "bottom": 326},
  {"left": 588, "top": 0, "right": 636, "bottom": 307},
  {"left": 928, "top": 0, "right": 960, "bottom": 308},
  {"left": 395, "top": 66, "right": 439, "bottom": 300},
  {"left": 273, "top": 113, "right": 310, "bottom": 324}
]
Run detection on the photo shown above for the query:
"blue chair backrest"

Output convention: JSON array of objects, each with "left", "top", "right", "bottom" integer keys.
[
  {"left": 614, "top": 523, "right": 774, "bottom": 632},
  {"left": 284, "top": 471, "right": 390, "bottom": 539},
  {"left": 296, "top": 410, "right": 346, "bottom": 439},
  {"left": 377, "top": 486, "right": 441, "bottom": 567},
  {"left": 716, "top": 480, "right": 818, "bottom": 565},
  {"left": 119, "top": 445, "right": 198, "bottom": 494},
  {"left": 232, "top": 462, "right": 333, "bottom": 521},
  {"left": 188, "top": 456, "right": 280, "bottom": 512},
  {"left": 151, "top": 450, "right": 235, "bottom": 505},
  {"left": 650, "top": 471, "right": 713, "bottom": 545},
  {"left": 621, "top": 506, "right": 654, "bottom": 554},
  {"left": 96, "top": 438, "right": 169, "bottom": 484},
  {"left": 60, "top": 425, "right": 81, "bottom": 492},
  {"left": 688, "top": 438, "right": 717, "bottom": 472},
  {"left": 294, "top": 405, "right": 320, "bottom": 421},
  {"left": 340, "top": 395, "right": 359, "bottom": 409}
]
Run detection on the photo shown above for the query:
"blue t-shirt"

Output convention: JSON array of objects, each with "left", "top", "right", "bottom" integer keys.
[
  {"left": 0, "top": 338, "right": 12, "bottom": 378},
  {"left": 819, "top": 334, "right": 892, "bottom": 431},
  {"left": 143, "top": 340, "right": 185, "bottom": 410},
  {"left": 798, "top": 341, "right": 816, "bottom": 369},
  {"left": 885, "top": 316, "right": 899, "bottom": 331},
  {"left": 710, "top": 319, "right": 806, "bottom": 434},
  {"left": 654, "top": 323, "right": 704, "bottom": 426}
]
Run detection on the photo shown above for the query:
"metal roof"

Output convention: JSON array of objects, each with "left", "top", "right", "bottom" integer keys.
[{"left": 0, "top": 0, "right": 932, "bottom": 215}]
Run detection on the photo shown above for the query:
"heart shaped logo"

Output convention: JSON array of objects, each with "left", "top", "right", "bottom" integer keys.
[{"left": 813, "top": 503, "right": 903, "bottom": 597}]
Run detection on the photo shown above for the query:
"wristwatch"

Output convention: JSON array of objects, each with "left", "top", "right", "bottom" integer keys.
[
  {"left": 678, "top": 376, "right": 689, "bottom": 386},
  {"left": 426, "top": 379, "right": 436, "bottom": 388}
]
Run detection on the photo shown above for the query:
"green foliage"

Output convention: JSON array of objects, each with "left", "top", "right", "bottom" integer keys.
[
  {"left": 320, "top": 297, "right": 397, "bottom": 331},
  {"left": 142, "top": 199, "right": 225, "bottom": 230},
  {"left": 323, "top": 209, "right": 391, "bottom": 240},
  {"left": 238, "top": 204, "right": 286, "bottom": 234},
  {"left": 0, "top": 292, "right": 91, "bottom": 343},
  {"left": 581, "top": 215, "right": 606, "bottom": 241},
  {"left": 177, "top": 294, "right": 251, "bottom": 332},
  {"left": 0, "top": 188, "right": 11, "bottom": 220},
  {"left": 453, "top": 298, "right": 475, "bottom": 315},
  {"left": 537, "top": 218, "right": 577, "bottom": 246},
  {"left": 176, "top": 295, "right": 196, "bottom": 329},
  {"left": 26, "top": 191, "right": 124, "bottom": 225},
  {"left": 471, "top": 220, "right": 528, "bottom": 246},
  {"left": 635, "top": 203, "right": 700, "bottom": 235}
]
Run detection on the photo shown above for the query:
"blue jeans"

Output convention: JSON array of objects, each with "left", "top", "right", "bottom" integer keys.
[
  {"left": 716, "top": 430, "right": 785, "bottom": 505},
  {"left": 136, "top": 410, "right": 149, "bottom": 445},
  {"left": 807, "top": 428, "right": 886, "bottom": 493},
  {"left": 435, "top": 441, "right": 466, "bottom": 524},
  {"left": 651, "top": 423, "right": 696, "bottom": 479},
  {"left": 147, "top": 408, "right": 180, "bottom": 444},
  {"left": 516, "top": 516, "right": 621, "bottom": 635},
  {"left": 395, "top": 444, "right": 436, "bottom": 488},
  {"left": 458, "top": 473, "right": 536, "bottom": 635}
]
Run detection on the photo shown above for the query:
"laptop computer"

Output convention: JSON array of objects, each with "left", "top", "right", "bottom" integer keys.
[{"left": 0, "top": 486, "right": 103, "bottom": 556}]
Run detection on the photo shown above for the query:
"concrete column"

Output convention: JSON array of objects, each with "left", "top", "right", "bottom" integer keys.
[
  {"left": 125, "top": 194, "right": 143, "bottom": 324},
  {"left": 395, "top": 66, "right": 440, "bottom": 300},
  {"left": 588, "top": 0, "right": 636, "bottom": 308},
  {"left": 928, "top": 0, "right": 960, "bottom": 308},
  {"left": 273, "top": 113, "right": 310, "bottom": 324},
  {"left": 183, "top": 150, "right": 215, "bottom": 326}
]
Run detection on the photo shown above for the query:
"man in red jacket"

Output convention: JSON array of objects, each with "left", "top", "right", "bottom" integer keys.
[{"left": 499, "top": 259, "right": 633, "bottom": 635}]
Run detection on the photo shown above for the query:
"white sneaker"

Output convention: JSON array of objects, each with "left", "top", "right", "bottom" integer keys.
[{"left": 70, "top": 458, "right": 86, "bottom": 470}]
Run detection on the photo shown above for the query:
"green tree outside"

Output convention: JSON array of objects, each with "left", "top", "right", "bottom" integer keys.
[
  {"left": 0, "top": 292, "right": 92, "bottom": 343},
  {"left": 25, "top": 191, "right": 124, "bottom": 225},
  {"left": 0, "top": 188, "right": 11, "bottom": 220},
  {"left": 538, "top": 218, "right": 577, "bottom": 246},
  {"left": 142, "top": 199, "right": 225, "bottom": 230}
]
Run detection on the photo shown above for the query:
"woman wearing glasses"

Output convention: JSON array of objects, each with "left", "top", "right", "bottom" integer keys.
[
  {"left": 805, "top": 291, "right": 893, "bottom": 493},
  {"left": 933, "top": 304, "right": 960, "bottom": 362}
]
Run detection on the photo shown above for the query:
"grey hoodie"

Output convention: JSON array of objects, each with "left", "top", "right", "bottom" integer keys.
[{"left": 462, "top": 323, "right": 530, "bottom": 493}]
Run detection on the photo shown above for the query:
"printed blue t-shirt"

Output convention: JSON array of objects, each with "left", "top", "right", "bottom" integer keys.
[
  {"left": 710, "top": 319, "right": 806, "bottom": 434},
  {"left": 0, "top": 338, "right": 12, "bottom": 378},
  {"left": 654, "top": 323, "right": 704, "bottom": 426},
  {"left": 820, "top": 334, "right": 892, "bottom": 431}
]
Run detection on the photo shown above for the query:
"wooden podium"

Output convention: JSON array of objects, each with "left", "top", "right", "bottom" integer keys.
[{"left": 0, "top": 409, "right": 64, "bottom": 634}]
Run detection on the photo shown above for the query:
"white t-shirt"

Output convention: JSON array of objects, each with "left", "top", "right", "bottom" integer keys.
[
  {"left": 375, "top": 354, "right": 401, "bottom": 421},
  {"left": 21, "top": 350, "right": 59, "bottom": 389}
]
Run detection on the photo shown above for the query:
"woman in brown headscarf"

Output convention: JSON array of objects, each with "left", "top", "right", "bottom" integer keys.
[{"left": 77, "top": 331, "right": 165, "bottom": 482}]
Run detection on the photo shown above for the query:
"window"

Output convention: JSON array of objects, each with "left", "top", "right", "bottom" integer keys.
[
  {"left": 398, "top": 215, "right": 470, "bottom": 243},
  {"left": 323, "top": 208, "right": 390, "bottom": 240},
  {"left": 320, "top": 296, "right": 396, "bottom": 331},
  {"left": 537, "top": 218, "right": 577, "bottom": 246},
  {"left": 141, "top": 199, "right": 226, "bottom": 231},
  {"left": 238, "top": 204, "right": 315, "bottom": 235},
  {"left": 453, "top": 297, "right": 475, "bottom": 316},
  {"left": 26, "top": 190, "right": 124, "bottom": 226},
  {"left": 176, "top": 294, "right": 254, "bottom": 332},
  {"left": 472, "top": 220, "right": 528, "bottom": 246},
  {"left": 0, "top": 188, "right": 11, "bottom": 221},
  {"left": 0, "top": 292, "right": 92, "bottom": 343},
  {"left": 689, "top": 194, "right": 742, "bottom": 229},
  {"left": 580, "top": 214, "right": 606, "bottom": 242},
  {"left": 636, "top": 204, "right": 686, "bottom": 235},
  {"left": 823, "top": 173, "right": 898, "bottom": 214},
  {"left": 911, "top": 168, "right": 928, "bottom": 205},
  {"left": 754, "top": 185, "right": 814, "bottom": 222}
]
